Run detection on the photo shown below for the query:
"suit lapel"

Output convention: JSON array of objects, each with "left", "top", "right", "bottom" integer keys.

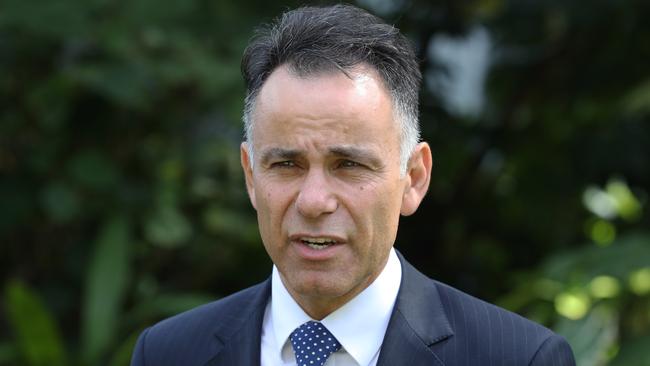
[
  {"left": 201, "top": 253, "right": 453, "bottom": 366},
  {"left": 377, "top": 253, "right": 453, "bottom": 366},
  {"left": 203, "top": 279, "right": 271, "bottom": 366}
]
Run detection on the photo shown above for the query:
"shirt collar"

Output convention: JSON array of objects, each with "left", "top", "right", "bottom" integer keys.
[{"left": 271, "top": 248, "right": 402, "bottom": 365}]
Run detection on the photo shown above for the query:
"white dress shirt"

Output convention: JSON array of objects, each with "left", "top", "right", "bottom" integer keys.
[{"left": 261, "top": 248, "right": 402, "bottom": 366}]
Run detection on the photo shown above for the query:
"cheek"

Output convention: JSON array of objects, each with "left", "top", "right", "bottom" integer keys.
[
  {"left": 364, "top": 179, "right": 403, "bottom": 210},
  {"left": 346, "top": 183, "right": 400, "bottom": 230},
  {"left": 255, "top": 188, "right": 285, "bottom": 255},
  {"left": 368, "top": 183, "right": 403, "bottom": 233},
  {"left": 255, "top": 183, "right": 295, "bottom": 224}
]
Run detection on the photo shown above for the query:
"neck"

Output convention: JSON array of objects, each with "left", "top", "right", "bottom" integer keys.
[{"left": 280, "top": 270, "right": 384, "bottom": 320}]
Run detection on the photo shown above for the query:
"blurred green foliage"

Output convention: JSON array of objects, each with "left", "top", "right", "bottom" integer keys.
[{"left": 1, "top": 0, "right": 649, "bottom": 365}]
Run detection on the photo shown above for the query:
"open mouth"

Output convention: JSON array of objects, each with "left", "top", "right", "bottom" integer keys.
[{"left": 300, "top": 237, "right": 338, "bottom": 250}]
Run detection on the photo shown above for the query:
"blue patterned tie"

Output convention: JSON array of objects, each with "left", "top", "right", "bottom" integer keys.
[{"left": 290, "top": 321, "right": 342, "bottom": 366}]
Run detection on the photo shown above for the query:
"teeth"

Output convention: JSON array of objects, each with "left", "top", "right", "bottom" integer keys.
[
  {"left": 301, "top": 237, "right": 337, "bottom": 247},
  {"left": 307, "top": 243, "right": 330, "bottom": 250}
]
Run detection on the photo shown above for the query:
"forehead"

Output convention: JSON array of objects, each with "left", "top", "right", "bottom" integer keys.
[{"left": 251, "top": 65, "right": 399, "bottom": 149}]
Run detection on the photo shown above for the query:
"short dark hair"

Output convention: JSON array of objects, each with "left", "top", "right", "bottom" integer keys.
[{"left": 241, "top": 4, "right": 422, "bottom": 173}]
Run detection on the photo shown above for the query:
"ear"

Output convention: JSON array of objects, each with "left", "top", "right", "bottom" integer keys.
[
  {"left": 400, "top": 142, "right": 432, "bottom": 216},
  {"left": 240, "top": 142, "right": 257, "bottom": 210}
]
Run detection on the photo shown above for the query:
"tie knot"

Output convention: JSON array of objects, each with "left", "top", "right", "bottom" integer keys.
[{"left": 289, "top": 321, "right": 341, "bottom": 366}]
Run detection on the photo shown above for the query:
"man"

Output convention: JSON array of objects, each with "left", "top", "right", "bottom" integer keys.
[{"left": 131, "top": 4, "right": 576, "bottom": 366}]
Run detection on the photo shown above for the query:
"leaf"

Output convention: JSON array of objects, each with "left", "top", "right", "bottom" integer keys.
[
  {"left": 144, "top": 206, "right": 192, "bottom": 248},
  {"left": 0, "top": 342, "right": 18, "bottom": 365},
  {"left": 0, "top": 0, "right": 91, "bottom": 39},
  {"left": 610, "top": 335, "right": 650, "bottom": 366},
  {"left": 201, "top": 205, "right": 259, "bottom": 244},
  {"left": 623, "top": 79, "right": 650, "bottom": 115},
  {"left": 554, "top": 305, "right": 618, "bottom": 366},
  {"left": 107, "top": 330, "right": 142, "bottom": 366},
  {"left": 66, "top": 150, "right": 120, "bottom": 191},
  {"left": 4, "top": 280, "right": 68, "bottom": 366},
  {"left": 81, "top": 215, "right": 132, "bottom": 364},
  {"left": 541, "top": 232, "right": 650, "bottom": 281},
  {"left": 40, "top": 181, "right": 81, "bottom": 223},
  {"left": 127, "top": 293, "right": 215, "bottom": 322},
  {"left": 118, "top": 292, "right": 214, "bottom": 364},
  {"left": 68, "top": 63, "right": 152, "bottom": 110},
  {"left": 0, "top": 342, "right": 19, "bottom": 366}
]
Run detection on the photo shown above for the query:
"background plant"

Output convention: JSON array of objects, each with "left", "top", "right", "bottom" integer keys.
[{"left": 1, "top": 0, "right": 648, "bottom": 365}]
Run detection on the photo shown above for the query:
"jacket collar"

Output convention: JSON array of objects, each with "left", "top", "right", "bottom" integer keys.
[
  {"left": 376, "top": 251, "right": 454, "bottom": 366},
  {"left": 203, "top": 278, "right": 270, "bottom": 366},
  {"left": 203, "top": 251, "right": 453, "bottom": 366}
]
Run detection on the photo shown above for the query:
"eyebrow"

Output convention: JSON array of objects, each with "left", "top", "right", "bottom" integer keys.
[
  {"left": 259, "top": 145, "right": 383, "bottom": 168},
  {"left": 328, "top": 146, "right": 383, "bottom": 167},
  {"left": 259, "top": 148, "right": 301, "bottom": 166}
]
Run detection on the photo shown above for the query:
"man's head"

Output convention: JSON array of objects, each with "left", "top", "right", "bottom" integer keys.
[
  {"left": 240, "top": 5, "right": 432, "bottom": 319},
  {"left": 241, "top": 4, "right": 422, "bottom": 174}
]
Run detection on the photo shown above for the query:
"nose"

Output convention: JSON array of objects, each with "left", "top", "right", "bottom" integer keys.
[{"left": 295, "top": 169, "right": 338, "bottom": 219}]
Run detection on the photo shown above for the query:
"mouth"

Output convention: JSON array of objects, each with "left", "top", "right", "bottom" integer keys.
[{"left": 299, "top": 237, "right": 338, "bottom": 250}]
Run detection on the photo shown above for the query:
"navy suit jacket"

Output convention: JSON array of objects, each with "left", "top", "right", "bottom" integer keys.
[{"left": 131, "top": 253, "right": 575, "bottom": 365}]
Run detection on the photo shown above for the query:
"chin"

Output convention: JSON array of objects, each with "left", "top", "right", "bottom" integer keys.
[{"left": 291, "top": 273, "right": 351, "bottom": 298}]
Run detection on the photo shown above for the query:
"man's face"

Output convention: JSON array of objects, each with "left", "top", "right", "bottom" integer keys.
[{"left": 241, "top": 65, "right": 410, "bottom": 317}]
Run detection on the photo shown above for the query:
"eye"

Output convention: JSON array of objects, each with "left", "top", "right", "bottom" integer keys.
[
  {"left": 271, "top": 161, "right": 297, "bottom": 168},
  {"left": 338, "top": 160, "right": 363, "bottom": 168}
]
